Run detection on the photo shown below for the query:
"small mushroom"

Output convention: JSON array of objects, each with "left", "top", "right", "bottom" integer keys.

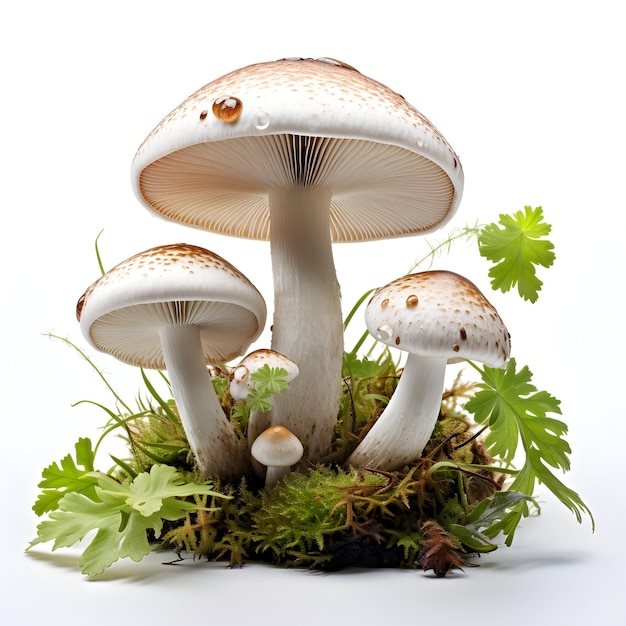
[
  {"left": 230, "top": 349, "right": 300, "bottom": 403},
  {"left": 76, "top": 243, "right": 266, "bottom": 482},
  {"left": 230, "top": 349, "right": 299, "bottom": 459},
  {"left": 347, "top": 270, "right": 511, "bottom": 471},
  {"left": 250, "top": 425, "right": 304, "bottom": 489},
  {"left": 131, "top": 57, "right": 464, "bottom": 463}
]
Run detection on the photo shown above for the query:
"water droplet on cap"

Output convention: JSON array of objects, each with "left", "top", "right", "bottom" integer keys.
[
  {"left": 212, "top": 96, "right": 243, "bottom": 123},
  {"left": 253, "top": 111, "right": 270, "bottom": 130},
  {"left": 316, "top": 57, "right": 360, "bottom": 72},
  {"left": 376, "top": 324, "right": 394, "bottom": 342}
]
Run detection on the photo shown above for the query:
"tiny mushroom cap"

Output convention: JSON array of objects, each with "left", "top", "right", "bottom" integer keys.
[
  {"left": 131, "top": 57, "right": 464, "bottom": 465},
  {"left": 250, "top": 425, "right": 304, "bottom": 488},
  {"left": 76, "top": 243, "right": 267, "bottom": 481},
  {"left": 230, "top": 348, "right": 300, "bottom": 402},
  {"left": 347, "top": 270, "right": 510, "bottom": 472}
]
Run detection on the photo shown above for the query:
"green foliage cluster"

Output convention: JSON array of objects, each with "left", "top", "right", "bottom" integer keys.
[
  {"left": 29, "top": 449, "right": 226, "bottom": 577},
  {"left": 30, "top": 206, "right": 593, "bottom": 577}
]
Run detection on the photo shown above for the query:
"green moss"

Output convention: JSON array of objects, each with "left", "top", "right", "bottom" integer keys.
[{"left": 113, "top": 362, "right": 509, "bottom": 571}]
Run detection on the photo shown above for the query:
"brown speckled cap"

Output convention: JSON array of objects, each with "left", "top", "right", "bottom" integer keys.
[
  {"left": 131, "top": 57, "right": 464, "bottom": 242},
  {"left": 77, "top": 243, "right": 267, "bottom": 368},
  {"left": 230, "top": 349, "right": 299, "bottom": 402},
  {"left": 365, "top": 270, "right": 511, "bottom": 367}
]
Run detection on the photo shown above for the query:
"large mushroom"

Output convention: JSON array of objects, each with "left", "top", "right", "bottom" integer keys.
[
  {"left": 347, "top": 270, "right": 510, "bottom": 471},
  {"left": 131, "top": 57, "right": 464, "bottom": 462},
  {"left": 76, "top": 243, "right": 266, "bottom": 482}
]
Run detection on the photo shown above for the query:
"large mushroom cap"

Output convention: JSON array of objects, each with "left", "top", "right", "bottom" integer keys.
[
  {"left": 366, "top": 270, "right": 511, "bottom": 368},
  {"left": 132, "top": 57, "right": 464, "bottom": 242},
  {"left": 77, "top": 243, "right": 266, "bottom": 368}
]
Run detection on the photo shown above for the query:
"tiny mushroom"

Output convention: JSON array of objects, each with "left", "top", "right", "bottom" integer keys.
[
  {"left": 131, "top": 57, "right": 464, "bottom": 463},
  {"left": 347, "top": 270, "right": 511, "bottom": 472},
  {"left": 76, "top": 243, "right": 267, "bottom": 482},
  {"left": 250, "top": 425, "right": 304, "bottom": 489}
]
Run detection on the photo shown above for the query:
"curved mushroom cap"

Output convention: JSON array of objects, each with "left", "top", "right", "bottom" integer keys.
[
  {"left": 365, "top": 270, "right": 511, "bottom": 368},
  {"left": 230, "top": 349, "right": 299, "bottom": 401},
  {"left": 132, "top": 57, "right": 463, "bottom": 243},
  {"left": 250, "top": 425, "right": 304, "bottom": 468},
  {"left": 76, "top": 243, "right": 266, "bottom": 368}
]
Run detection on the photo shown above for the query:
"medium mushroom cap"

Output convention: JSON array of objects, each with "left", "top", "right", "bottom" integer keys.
[
  {"left": 131, "top": 57, "right": 463, "bottom": 242},
  {"left": 76, "top": 243, "right": 266, "bottom": 368},
  {"left": 366, "top": 270, "right": 511, "bottom": 367},
  {"left": 250, "top": 425, "right": 304, "bottom": 468}
]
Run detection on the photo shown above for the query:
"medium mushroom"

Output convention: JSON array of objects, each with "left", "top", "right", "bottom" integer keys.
[
  {"left": 131, "top": 57, "right": 464, "bottom": 462},
  {"left": 250, "top": 425, "right": 304, "bottom": 489},
  {"left": 347, "top": 270, "right": 510, "bottom": 471},
  {"left": 76, "top": 243, "right": 266, "bottom": 482}
]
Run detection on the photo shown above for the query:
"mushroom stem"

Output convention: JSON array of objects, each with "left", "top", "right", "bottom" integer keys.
[
  {"left": 268, "top": 187, "right": 343, "bottom": 461},
  {"left": 264, "top": 466, "right": 291, "bottom": 490},
  {"left": 347, "top": 353, "right": 447, "bottom": 471},
  {"left": 159, "top": 324, "right": 246, "bottom": 481}
]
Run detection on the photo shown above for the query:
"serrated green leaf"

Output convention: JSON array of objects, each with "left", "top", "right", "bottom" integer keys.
[
  {"left": 30, "top": 464, "right": 229, "bottom": 576},
  {"left": 30, "top": 491, "right": 121, "bottom": 551},
  {"left": 235, "top": 365, "right": 292, "bottom": 419},
  {"left": 466, "top": 359, "right": 563, "bottom": 465},
  {"left": 447, "top": 524, "right": 498, "bottom": 553},
  {"left": 465, "top": 359, "right": 594, "bottom": 534},
  {"left": 250, "top": 365, "right": 290, "bottom": 396},
  {"left": 33, "top": 438, "right": 98, "bottom": 516},
  {"left": 478, "top": 206, "right": 555, "bottom": 302}
]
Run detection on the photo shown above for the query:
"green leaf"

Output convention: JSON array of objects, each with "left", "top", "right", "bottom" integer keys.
[
  {"left": 465, "top": 359, "right": 594, "bottom": 535},
  {"left": 466, "top": 359, "right": 565, "bottom": 466},
  {"left": 447, "top": 524, "right": 498, "bottom": 553},
  {"left": 29, "top": 464, "right": 228, "bottom": 577},
  {"left": 478, "top": 206, "right": 555, "bottom": 302},
  {"left": 250, "top": 365, "right": 290, "bottom": 397},
  {"left": 233, "top": 365, "right": 292, "bottom": 420},
  {"left": 32, "top": 438, "right": 98, "bottom": 516}
]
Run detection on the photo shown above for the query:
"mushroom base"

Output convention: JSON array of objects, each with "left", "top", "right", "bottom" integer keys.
[{"left": 36, "top": 346, "right": 507, "bottom": 576}]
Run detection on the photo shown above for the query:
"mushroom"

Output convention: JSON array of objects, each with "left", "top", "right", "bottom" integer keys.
[
  {"left": 76, "top": 243, "right": 266, "bottom": 482},
  {"left": 131, "top": 57, "right": 464, "bottom": 463},
  {"left": 230, "top": 349, "right": 300, "bottom": 404},
  {"left": 230, "top": 349, "right": 299, "bottom": 450},
  {"left": 250, "top": 425, "right": 304, "bottom": 489},
  {"left": 347, "top": 270, "right": 510, "bottom": 471}
]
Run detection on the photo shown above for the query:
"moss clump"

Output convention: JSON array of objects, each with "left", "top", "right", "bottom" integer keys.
[{"left": 156, "top": 377, "right": 504, "bottom": 571}]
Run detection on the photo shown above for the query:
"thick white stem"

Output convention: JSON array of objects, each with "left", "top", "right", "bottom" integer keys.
[
  {"left": 347, "top": 353, "right": 447, "bottom": 471},
  {"left": 159, "top": 325, "right": 246, "bottom": 481},
  {"left": 269, "top": 188, "right": 343, "bottom": 461}
]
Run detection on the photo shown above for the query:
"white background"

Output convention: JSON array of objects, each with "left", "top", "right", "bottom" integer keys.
[{"left": 2, "top": 1, "right": 624, "bottom": 624}]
